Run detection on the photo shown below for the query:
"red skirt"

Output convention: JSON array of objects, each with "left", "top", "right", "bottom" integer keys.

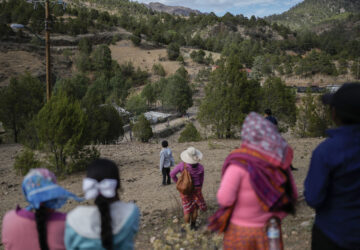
[
  {"left": 180, "top": 187, "right": 207, "bottom": 214},
  {"left": 223, "top": 223, "right": 284, "bottom": 250}
]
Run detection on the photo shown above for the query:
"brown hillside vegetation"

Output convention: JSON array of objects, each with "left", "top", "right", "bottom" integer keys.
[
  {"left": 110, "top": 40, "right": 220, "bottom": 80},
  {"left": 0, "top": 136, "right": 322, "bottom": 249}
]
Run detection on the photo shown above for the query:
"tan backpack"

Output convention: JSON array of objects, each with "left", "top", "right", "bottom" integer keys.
[{"left": 176, "top": 163, "right": 194, "bottom": 195}]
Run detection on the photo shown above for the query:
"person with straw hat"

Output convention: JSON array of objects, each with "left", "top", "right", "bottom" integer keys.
[{"left": 170, "top": 146, "right": 207, "bottom": 230}]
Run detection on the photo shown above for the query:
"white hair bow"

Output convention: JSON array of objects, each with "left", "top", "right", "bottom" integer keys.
[{"left": 82, "top": 178, "right": 118, "bottom": 200}]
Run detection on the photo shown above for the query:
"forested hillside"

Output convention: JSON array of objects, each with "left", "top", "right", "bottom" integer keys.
[{"left": 267, "top": 0, "right": 360, "bottom": 30}]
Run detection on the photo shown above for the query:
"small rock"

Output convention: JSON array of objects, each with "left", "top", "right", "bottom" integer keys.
[
  {"left": 300, "top": 221, "right": 311, "bottom": 227},
  {"left": 154, "top": 227, "right": 158, "bottom": 230},
  {"left": 150, "top": 236, "right": 156, "bottom": 244},
  {"left": 291, "top": 230, "right": 298, "bottom": 235},
  {"left": 173, "top": 218, "right": 179, "bottom": 223},
  {"left": 283, "top": 234, "right": 288, "bottom": 239}
]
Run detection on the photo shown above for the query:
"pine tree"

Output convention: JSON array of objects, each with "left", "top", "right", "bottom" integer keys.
[
  {"left": 133, "top": 114, "right": 153, "bottom": 142},
  {"left": 261, "top": 77, "right": 297, "bottom": 129},
  {"left": 0, "top": 73, "right": 44, "bottom": 142},
  {"left": 198, "top": 56, "right": 261, "bottom": 138}
]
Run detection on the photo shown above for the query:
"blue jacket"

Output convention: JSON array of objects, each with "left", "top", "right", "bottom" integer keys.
[{"left": 304, "top": 125, "right": 360, "bottom": 249}]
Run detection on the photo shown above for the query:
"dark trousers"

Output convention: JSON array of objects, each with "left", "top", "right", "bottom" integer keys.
[
  {"left": 162, "top": 167, "right": 171, "bottom": 185},
  {"left": 312, "top": 224, "right": 348, "bottom": 250}
]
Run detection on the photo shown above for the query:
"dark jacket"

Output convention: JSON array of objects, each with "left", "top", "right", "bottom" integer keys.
[{"left": 304, "top": 125, "right": 360, "bottom": 249}]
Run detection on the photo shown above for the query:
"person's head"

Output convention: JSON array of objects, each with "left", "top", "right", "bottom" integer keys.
[
  {"left": 264, "top": 109, "right": 272, "bottom": 116},
  {"left": 322, "top": 83, "right": 360, "bottom": 126},
  {"left": 83, "top": 158, "right": 120, "bottom": 250},
  {"left": 180, "top": 146, "right": 203, "bottom": 166},
  {"left": 22, "top": 169, "right": 81, "bottom": 250},
  {"left": 241, "top": 112, "right": 292, "bottom": 169},
  {"left": 161, "top": 140, "right": 169, "bottom": 148}
]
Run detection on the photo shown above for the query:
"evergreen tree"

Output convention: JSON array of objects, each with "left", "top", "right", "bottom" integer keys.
[
  {"left": 163, "top": 73, "right": 193, "bottom": 114},
  {"left": 85, "top": 105, "right": 124, "bottom": 144},
  {"left": 54, "top": 74, "right": 89, "bottom": 101},
  {"left": 0, "top": 73, "right": 44, "bottom": 142},
  {"left": 133, "top": 114, "right": 153, "bottom": 142},
  {"left": 36, "top": 94, "right": 88, "bottom": 173},
  {"left": 141, "top": 83, "right": 156, "bottom": 107},
  {"left": 92, "top": 44, "right": 112, "bottom": 73},
  {"left": 167, "top": 43, "right": 180, "bottom": 61},
  {"left": 198, "top": 56, "right": 261, "bottom": 138},
  {"left": 178, "top": 123, "right": 201, "bottom": 143},
  {"left": 261, "top": 77, "right": 297, "bottom": 128},
  {"left": 78, "top": 38, "right": 92, "bottom": 55}
]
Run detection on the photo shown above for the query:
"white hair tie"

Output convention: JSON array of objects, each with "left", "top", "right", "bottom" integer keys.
[{"left": 82, "top": 178, "right": 118, "bottom": 200}]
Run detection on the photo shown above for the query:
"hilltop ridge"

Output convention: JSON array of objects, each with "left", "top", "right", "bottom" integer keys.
[
  {"left": 145, "top": 2, "right": 201, "bottom": 16},
  {"left": 266, "top": 0, "right": 360, "bottom": 30}
]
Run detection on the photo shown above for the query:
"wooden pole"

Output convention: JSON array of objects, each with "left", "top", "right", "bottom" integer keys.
[{"left": 45, "top": 0, "right": 51, "bottom": 101}]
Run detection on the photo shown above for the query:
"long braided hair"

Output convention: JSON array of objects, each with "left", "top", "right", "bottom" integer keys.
[
  {"left": 87, "top": 159, "right": 120, "bottom": 250},
  {"left": 35, "top": 205, "right": 49, "bottom": 250}
]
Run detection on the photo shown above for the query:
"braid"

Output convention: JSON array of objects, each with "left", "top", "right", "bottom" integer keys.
[
  {"left": 35, "top": 206, "right": 49, "bottom": 250},
  {"left": 95, "top": 195, "right": 113, "bottom": 250}
]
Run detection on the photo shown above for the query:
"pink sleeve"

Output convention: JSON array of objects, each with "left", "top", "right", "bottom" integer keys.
[
  {"left": 1, "top": 211, "right": 10, "bottom": 249},
  {"left": 170, "top": 163, "right": 183, "bottom": 183},
  {"left": 217, "top": 164, "right": 243, "bottom": 207}
]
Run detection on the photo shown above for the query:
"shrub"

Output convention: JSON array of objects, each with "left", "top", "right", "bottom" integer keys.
[
  {"left": 126, "top": 94, "right": 148, "bottom": 116},
  {"left": 62, "top": 49, "right": 73, "bottom": 59},
  {"left": 65, "top": 146, "right": 100, "bottom": 173},
  {"left": 133, "top": 114, "right": 153, "bottom": 142},
  {"left": 111, "top": 34, "right": 121, "bottom": 44},
  {"left": 130, "top": 34, "right": 141, "bottom": 46},
  {"left": 176, "top": 55, "right": 185, "bottom": 65},
  {"left": 85, "top": 105, "right": 124, "bottom": 144},
  {"left": 178, "top": 123, "right": 201, "bottom": 143},
  {"left": 167, "top": 43, "right": 180, "bottom": 61},
  {"left": 152, "top": 63, "right": 166, "bottom": 76},
  {"left": 78, "top": 38, "right": 92, "bottom": 55},
  {"left": 190, "top": 50, "right": 206, "bottom": 64},
  {"left": 75, "top": 53, "right": 92, "bottom": 72},
  {"left": 14, "top": 148, "right": 42, "bottom": 176},
  {"left": 294, "top": 90, "right": 333, "bottom": 138}
]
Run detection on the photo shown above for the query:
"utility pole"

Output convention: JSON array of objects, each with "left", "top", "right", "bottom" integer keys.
[
  {"left": 11, "top": 0, "right": 65, "bottom": 101},
  {"left": 45, "top": 0, "right": 51, "bottom": 101}
]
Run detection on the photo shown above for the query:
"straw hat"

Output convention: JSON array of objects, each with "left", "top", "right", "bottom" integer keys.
[{"left": 180, "top": 147, "right": 203, "bottom": 164}]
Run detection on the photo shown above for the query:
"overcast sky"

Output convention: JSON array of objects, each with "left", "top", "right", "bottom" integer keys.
[{"left": 134, "top": 0, "right": 303, "bottom": 17}]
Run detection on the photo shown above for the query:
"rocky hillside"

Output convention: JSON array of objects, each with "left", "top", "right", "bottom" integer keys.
[
  {"left": 266, "top": 0, "right": 360, "bottom": 30},
  {"left": 144, "top": 2, "right": 201, "bottom": 16}
]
